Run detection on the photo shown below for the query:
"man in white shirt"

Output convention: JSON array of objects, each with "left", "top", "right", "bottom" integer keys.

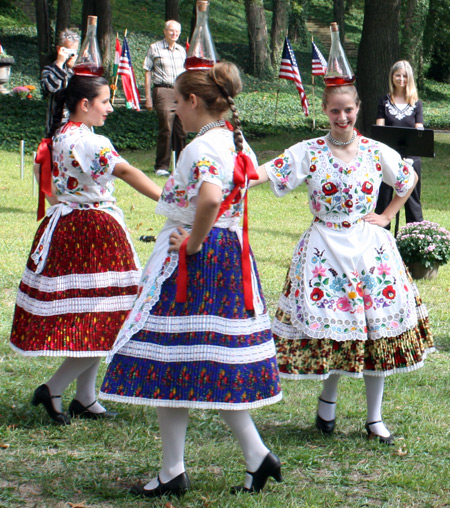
[{"left": 144, "top": 20, "right": 186, "bottom": 176}]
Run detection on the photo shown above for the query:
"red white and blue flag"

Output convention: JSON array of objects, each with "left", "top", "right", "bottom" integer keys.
[
  {"left": 118, "top": 36, "right": 141, "bottom": 110},
  {"left": 312, "top": 41, "right": 327, "bottom": 76},
  {"left": 279, "top": 37, "right": 309, "bottom": 117}
]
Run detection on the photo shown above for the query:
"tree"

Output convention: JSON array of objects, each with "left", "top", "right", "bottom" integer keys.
[
  {"left": 270, "top": 0, "right": 290, "bottom": 68},
  {"left": 35, "top": 0, "right": 53, "bottom": 69},
  {"left": 244, "top": 0, "right": 271, "bottom": 77},
  {"left": 333, "top": 0, "right": 345, "bottom": 42},
  {"left": 55, "top": 0, "right": 72, "bottom": 42},
  {"left": 288, "top": 0, "right": 309, "bottom": 44},
  {"left": 423, "top": 0, "right": 450, "bottom": 83},
  {"left": 165, "top": 0, "right": 180, "bottom": 21},
  {"left": 356, "top": 0, "right": 401, "bottom": 135},
  {"left": 82, "top": 0, "right": 112, "bottom": 80}
]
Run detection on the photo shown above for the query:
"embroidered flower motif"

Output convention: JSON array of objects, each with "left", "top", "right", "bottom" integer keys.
[
  {"left": 363, "top": 294, "right": 373, "bottom": 309},
  {"left": 274, "top": 158, "right": 284, "bottom": 168},
  {"left": 377, "top": 263, "right": 391, "bottom": 276},
  {"left": 71, "top": 160, "right": 80, "bottom": 167},
  {"left": 382, "top": 285, "right": 396, "bottom": 299},
  {"left": 322, "top": 182, "right": 339, "bottom": 196},
  {"left": 361, "top": 181, "right": 373, "bottom": 194},
  {"left": 67, "top": 176, "right": 79, "bottom": 190},
  {"left": 311, "top": 288, "right": 324, "bottom": 301},
  {"left": 99, "top": 156, "right": 108, "bottom": 167},
  {"left": 310, "top": 164, "right": 317, "bottom": 172},
  {"left": 336, "top": 296, "right": 351, "bottom": 311}
]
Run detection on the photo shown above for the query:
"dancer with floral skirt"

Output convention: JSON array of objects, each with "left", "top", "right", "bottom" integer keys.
[{"left": 100, "top": 62, "right": 282, "bottom": 498}]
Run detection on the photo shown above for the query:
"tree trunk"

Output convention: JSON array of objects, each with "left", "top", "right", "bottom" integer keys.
[
  {"left": 55, "top": 0, "right": 72, "bottom": 41},
  {"left": 35, "top": 0, "right": 53, "bottom": 69},
  {"left": 165, "top": 0, "right": 180, "bottom": 21},
  {"left": 333, "top": 0, "right": 345, "bottom": 42},
  {"left": 244, "top": 0, "right": 271, "bottom": 77},
  {"left": 424, "top": 0, "right": 450, "bottom": 83},
  {"left": 400, "top": 0, "right": 429, "bottom": 88},
  {"left": 270, "top": 0, "right": 289, "bottom": 68},
  {"left": 356, "top": 0, "right": 400, "bottom": 135},
  {"left": 81, "top": 0, "right": 112, "bottom": 80}
]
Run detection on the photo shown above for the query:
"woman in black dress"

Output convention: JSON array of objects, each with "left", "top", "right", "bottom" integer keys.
[{"left": 375, "top": 60, "right": 424, "bottom": 227}]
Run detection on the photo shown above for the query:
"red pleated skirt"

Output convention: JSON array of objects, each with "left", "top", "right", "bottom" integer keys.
[{"left": 10, "top": 209, "right": 140, "bottom": 356}]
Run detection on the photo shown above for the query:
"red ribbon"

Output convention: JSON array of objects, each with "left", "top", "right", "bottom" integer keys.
[
  {"left": 175, "top": 148, "right": 259, "bottom": 311},
  {"left": 35, "top": 138, "right": 53, "bottom": 221}
]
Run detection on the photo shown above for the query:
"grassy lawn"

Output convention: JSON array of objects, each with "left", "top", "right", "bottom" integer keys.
[{"left": 0, "top": 133, "right": 449, "bottom": 507}]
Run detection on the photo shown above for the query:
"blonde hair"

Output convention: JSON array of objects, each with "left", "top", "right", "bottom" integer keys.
[
  {"left": 322, "top": 85, "right": 361, "bottom": 108},
  {"left": 176, "top": 62, "right": 244, "bottom": 152},
  {"left": 388, "top": 60, "right": 419, "bottom": 105}
]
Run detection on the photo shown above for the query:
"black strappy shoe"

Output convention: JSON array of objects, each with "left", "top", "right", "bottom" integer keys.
[
  {"left": 365, "top": 420, "right": 395, "bottom": 445},
  {"left": 68, "top": 399, "right": 117, "bottom": 420},
  {"left": 31, "top": 384, "right": 71, "bottom": 425},
  {"left": 129, "top": 472, "right": 190, "bottom": 498},
  {"left": 315, "top": 397, "right": 336, "bottom": 434},
  {"left": 231, "top": 452, "right": 283, "bottom": 494}
]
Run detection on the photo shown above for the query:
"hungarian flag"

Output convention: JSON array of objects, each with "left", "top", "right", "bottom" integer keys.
[
  {"left": 312, "top": 41, "right": 327, "bottom": 76},
  {"left": 112, "top": 36, "right": 121, "bottom": 79},
  {"left": 118, "top": 36, "right": 141, "bottom": 110},
  {"left": 279, "top": 37, "right": 309, "bottom": 117}
]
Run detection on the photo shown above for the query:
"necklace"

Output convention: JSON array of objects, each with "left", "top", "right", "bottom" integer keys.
[
  {"left": 327, "top": 130, "right": 357, "bottom": 146},
  {"left": 197, "top": 119, "right": 226, "bottom": 137}
]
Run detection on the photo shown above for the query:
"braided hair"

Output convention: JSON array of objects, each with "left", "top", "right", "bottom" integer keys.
[
  {"left": 49, "top": 75, "right": 109, "bottom": 137},
  {"left": 175, "top": 62, "right": 244, "bottom": 152}
]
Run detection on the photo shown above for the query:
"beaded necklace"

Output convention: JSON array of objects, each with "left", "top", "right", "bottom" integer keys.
[
  {"left": 326, "top": 129, "right": 357, "bottom": 146},
  {"left": 196, "top": 119, "right": 226, "bottom": 137}
]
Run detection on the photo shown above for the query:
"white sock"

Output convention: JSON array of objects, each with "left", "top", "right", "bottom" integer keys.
[
  {"left": 318, "top": 374, "right": 340, "bottom": 421},
  {"left": 144, "top": 407, "right": 189, "bottom": 489},
  {"left": 219, "top": 410, "right": 269, "bottom": 472},
  {"left": 364, "top": 375, "right": 390, "bottom": 437},
  {"left": 46, "top": 357, "right": 103, "bottom": 413},
  {"left": 75, "top": 358, "right": 105, "bottom": 413}
]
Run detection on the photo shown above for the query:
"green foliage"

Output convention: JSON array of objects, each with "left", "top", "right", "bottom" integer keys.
[{"left": 0, "top": 0, "right": 30, "bottom": 27}]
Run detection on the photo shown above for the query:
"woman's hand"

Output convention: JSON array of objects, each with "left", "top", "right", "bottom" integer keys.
[
  {"left": 168, "top": 227, "right": 202, "bottom": 254},
  {"left": 362, "top": 212, "right": 391, "bottom": 228}
]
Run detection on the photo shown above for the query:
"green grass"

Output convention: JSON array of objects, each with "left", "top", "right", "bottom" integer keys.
[{"left": 0, "top": 134, "right": 449, "bottom": 507}]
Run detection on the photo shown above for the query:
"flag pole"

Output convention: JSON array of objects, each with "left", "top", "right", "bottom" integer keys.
[
  {"left": 111, "top": 32, "right": 122, "bottom": 104},
  {"left": 311, "top": 36, "right": 316, "bottom": 130}
]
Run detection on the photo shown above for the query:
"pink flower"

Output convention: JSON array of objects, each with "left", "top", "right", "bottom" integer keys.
[
  {"left": 377, "top": 263, "right": 391, "bottom": 275},
  {"left": 363, "top": 295, "right": 373, "bottom": 309},
  {"left": 337, "top": 296, "right": 351, "bottom": 312},
  {"left": 312, "top": 265, "right": 327, "bottom": 278}
]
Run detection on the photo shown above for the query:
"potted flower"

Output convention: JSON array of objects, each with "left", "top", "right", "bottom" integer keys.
[
  {"left": 396, "top": 220, "right": 450, "bottom": 279},
  {"left": 12, "top": 85, "right": 36, "bottom": 99}
]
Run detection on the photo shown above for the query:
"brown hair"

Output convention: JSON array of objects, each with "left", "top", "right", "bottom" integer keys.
[
  {"left": 322, "top": 85, "right": 361, "bottom": 108},
  {"left": 176, "top": 62, "right": 244, "bottom": 152}
]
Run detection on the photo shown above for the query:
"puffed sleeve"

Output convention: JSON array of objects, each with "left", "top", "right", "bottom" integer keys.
[
  {"left": 264, "top": 141, "right": 310, "bottom": 197},
  {"left": 379, "top": 142, "right": 415, "bottom": 197},
  {"left": 376, "top": 95, "right": 387, "bottom": 120},
  {"left": 414, "top": 100, "right": 424, "bottom": 124},
  {"left": 72, "top": 134, "right": 126, "bottom": 187}
]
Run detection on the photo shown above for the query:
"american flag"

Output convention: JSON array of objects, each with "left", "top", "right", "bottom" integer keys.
[
  {"left": 118, "top": 36, "right": 141, "bottom": 110},
  {"left": 279, "top": 37, "right": 309, "bottom": 117},
  {"left": 312, "top": 41, "right": 327, "bottom": 76}
]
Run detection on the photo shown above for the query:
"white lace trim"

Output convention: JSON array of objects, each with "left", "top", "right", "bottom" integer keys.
[
  {"left": 138, "top": 313, "right": 271, "bottom": 335},
  {"left": 16, "top": 289, "right": 136, "bottom": 316},
  {"left": 98, "top": 391, "right": 283, "bottom": 410},
  {"left": 279, "top": 347, "right": 436, "bottom": 380},
  {"left": 21, "top": 267, "right": 141, "bottom": 292},
  {"left": 9, "top": 343, "right": 110, "bottom": 357},
  {"left": 117, "top": 339, "right": 277, "bottom": 364}
]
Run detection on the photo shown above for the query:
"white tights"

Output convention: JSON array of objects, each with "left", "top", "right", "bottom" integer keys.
[
  {"left": 45, "top": 357, "right": 106, "bottom": 414},
  {"left": 317, "top": 374, "right": 390, "bottom": 437},
  {"left": 144, "top": 407, "right": 269, "bottom": 489}
]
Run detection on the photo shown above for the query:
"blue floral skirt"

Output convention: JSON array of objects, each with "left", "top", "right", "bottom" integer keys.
[{"left": 100, "top": 227, "right": 282, "bottom": 409}]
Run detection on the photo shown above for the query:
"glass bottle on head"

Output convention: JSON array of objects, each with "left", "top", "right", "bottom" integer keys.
[
  {"left": 73, "top": 15, "right": 103, "bottom": 77},
  {"left": 185, "top": 0, "right": 219, "bottom": 70},
  {"left": 324, "top": 22, "right": 355, "bottom": 86}
]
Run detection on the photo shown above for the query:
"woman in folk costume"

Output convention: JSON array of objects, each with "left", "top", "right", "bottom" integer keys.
[
  {"left": 251, "top": 83, "right": 433, "bottom": 444},
  {"left": 10, "top": 75, "right": 161, "bottom": 424},
  {"left": 100, "top": 62, "right": 282, "bottom": 498}
]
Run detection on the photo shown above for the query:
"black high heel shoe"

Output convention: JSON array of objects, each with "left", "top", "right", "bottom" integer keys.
[
  {"left": 365, "top": 420, "right": 395, "bottom": 445},
  {"left": 69, "top": 399, "right": 117, "bottom": 420},
  {"left": 315, "top": 397, "right": 336, "bottom": 434},
  {"left": 231, "top": 452, "right": 283, "bottom": 494},
  {"left": 31, "top": 384, "right": 71, "bottom": 425},
  {"left": 129, "top": 472, "right": 190, "bottom": 498}
]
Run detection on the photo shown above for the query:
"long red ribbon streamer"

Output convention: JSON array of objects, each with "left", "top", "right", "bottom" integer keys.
[
  {"left": 35, "top": 138, "right": 53, "bottom": 221},
  {"left": 175, "top": 148, "right": 259, "bottom": 311}
]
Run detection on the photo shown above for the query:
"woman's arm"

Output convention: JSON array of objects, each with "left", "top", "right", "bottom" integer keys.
[
  {"left": 169, "top": 181, "right": 222, "bottom": 255},
  {"left": 376, "top": 118, "right": 385, "bottom": 126},
  {"left": 112, "top": 162, "right": 162, "bottom": 201},
  {"left": 363, "top": 169, "right": 418, "bottom": 227},
  {"left": 249, "top": 164, "right": 269, "bottom": 188}
]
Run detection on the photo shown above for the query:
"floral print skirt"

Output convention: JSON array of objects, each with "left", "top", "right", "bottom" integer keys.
[
  {"left": 100, "top": 227, "right": 282, "bottom": 409},
  {"left": 10, "top": 209, "right": 140, "bottom": 356},
  {"left": 274, "top": 268, "right": 434, "bottom": 379}
]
